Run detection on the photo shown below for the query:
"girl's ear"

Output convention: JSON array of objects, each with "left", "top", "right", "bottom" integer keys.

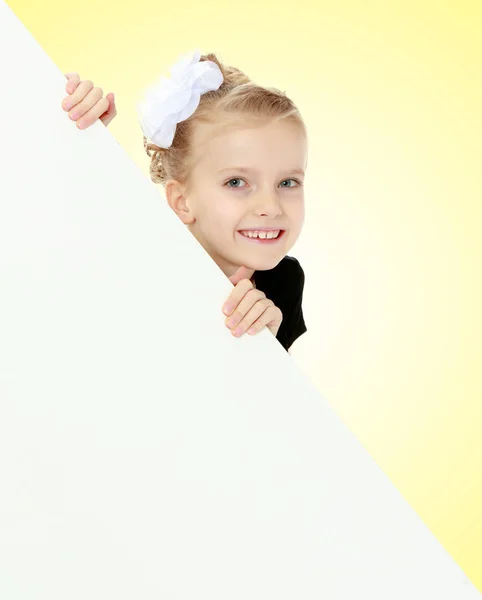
[{"left": 165, "top": 179, "right": 195, "bottom": 224}]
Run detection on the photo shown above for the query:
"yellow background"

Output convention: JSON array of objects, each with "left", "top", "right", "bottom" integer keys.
[{"left": 6, "top": 0, "right": 481, "bottom": 589}]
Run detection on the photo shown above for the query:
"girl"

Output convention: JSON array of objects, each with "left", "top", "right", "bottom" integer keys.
[{"left": 61, "top": 52, "right": 307, "bottom": 352}]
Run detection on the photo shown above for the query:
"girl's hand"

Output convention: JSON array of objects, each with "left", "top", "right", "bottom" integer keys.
[
  {"left": 62, "top": 73, "right": 117, "bottom": 129},
  {"left": 223, "top": 266, "right": 283, "bottom": 338}
]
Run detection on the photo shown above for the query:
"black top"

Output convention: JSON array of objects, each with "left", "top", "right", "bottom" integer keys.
[{"left": 253, "top": 256, "right": 307, "bottom": 351}]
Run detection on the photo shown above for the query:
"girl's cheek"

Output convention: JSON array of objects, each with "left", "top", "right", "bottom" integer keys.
[
  {"left": 213, "top": 198, "right": 241, "bottom": 220},
  {"left": 285, "top": 202, "right": 304, "bottom": 223}
]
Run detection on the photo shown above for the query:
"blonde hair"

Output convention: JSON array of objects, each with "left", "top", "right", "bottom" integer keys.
[{"left": 143, "top": 53, "right": 306, "bottom": 185}]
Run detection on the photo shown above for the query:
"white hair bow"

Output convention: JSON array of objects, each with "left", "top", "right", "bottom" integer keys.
[{"left": 137, "top": 50, "right": 224, "bottom": 149}]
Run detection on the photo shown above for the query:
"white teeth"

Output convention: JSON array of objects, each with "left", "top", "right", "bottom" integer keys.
[{"left": 241, "top": 230, "right": 280, "bottom": 239}]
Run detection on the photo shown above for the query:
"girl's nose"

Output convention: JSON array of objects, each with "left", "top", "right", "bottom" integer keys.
[{"left": 253, "top": 191, "right": 283, "bottom": 217}]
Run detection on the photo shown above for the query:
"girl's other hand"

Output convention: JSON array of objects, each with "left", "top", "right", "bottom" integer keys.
[
  {"left": 62, "top": 73, "right": 117, "bottom": 129},
  {"left": 223, "top": 266, "right": 283, "bottom": 338}
]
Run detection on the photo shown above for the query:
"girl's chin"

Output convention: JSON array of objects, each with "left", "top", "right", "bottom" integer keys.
[
  {"left": 213, "top": 244, "right": 290, "bottom": 275},
  {"left": 241, "top": 254, "right": 285, "bottom": 272}
]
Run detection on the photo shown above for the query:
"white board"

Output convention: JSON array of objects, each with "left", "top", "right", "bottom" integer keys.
[{"left": 0, "top": 2, "right": 479, "bottom": 598}]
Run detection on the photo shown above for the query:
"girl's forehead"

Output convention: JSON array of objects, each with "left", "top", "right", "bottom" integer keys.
[{"left": 192, "top": 118, "right": 307, "bottom": 170}]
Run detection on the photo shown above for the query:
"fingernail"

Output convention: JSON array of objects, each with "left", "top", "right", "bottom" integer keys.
[
  {"left": 70, "top": 112, "right": 78, "bottom": 120},
  {"left": 234, "top": 327, "right": 243, "bottom": 336},
  {"left": 63, "top": 101, "right": 71, "bottom": 110},
  {"left": 226, "top": 317, "right": 236, "bottom": 328},
  {"left": 223, "top": 303, "right": 232, "bottom": 315},
  {"left": 248, "top": 327, "right": 256, "bottom": 335}
]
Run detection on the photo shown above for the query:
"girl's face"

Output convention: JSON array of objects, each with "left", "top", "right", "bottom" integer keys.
[{"left": 171, "top": 117, "right": 307, "bottom": 278}]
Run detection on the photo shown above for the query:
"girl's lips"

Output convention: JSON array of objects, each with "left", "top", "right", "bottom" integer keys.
[{"left": 237, "top": 229, "right": 286, "bottom": 244}]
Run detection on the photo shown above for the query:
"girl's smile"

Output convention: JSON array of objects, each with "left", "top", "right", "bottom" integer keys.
[{"left": 237, "top": 228, "right": 287, "bottom": 244}]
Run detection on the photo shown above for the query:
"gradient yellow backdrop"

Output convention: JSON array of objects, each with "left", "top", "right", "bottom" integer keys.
[{"left": 6, "top": 0, "right": 481, "bottom": 589}]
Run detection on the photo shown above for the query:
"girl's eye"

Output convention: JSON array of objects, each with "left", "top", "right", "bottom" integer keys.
[
  {"left": 279, "top": 179, "right": 300, "bottom": 188},
  {"left": 226, "top": 178, "right": 247, "bottom": 188}
]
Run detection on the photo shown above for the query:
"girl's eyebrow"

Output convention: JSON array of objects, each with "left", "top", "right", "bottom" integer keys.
[
  {"left": 218, "top": 167, "right": 305, "bottom": 176},
  {"left": 217, "top": 166, "right": 257, "bottom": 173}
]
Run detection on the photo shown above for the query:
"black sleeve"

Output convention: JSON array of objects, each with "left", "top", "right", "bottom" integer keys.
[{"left": 276, "top": 258, "right": 307, "bottom": 351}]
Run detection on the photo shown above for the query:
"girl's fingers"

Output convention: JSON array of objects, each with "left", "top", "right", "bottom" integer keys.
[
  {"left": 230, "top": 300, "right": 279, "bottom": 337},
  {"left": 246, "top": 305, "right": 283, "bottom": 337},
  {"left": 64, "top": 72, "right": 81, "bottom": 95},
  {"left": 100, "top": 93, "right": 117, "bottom": 126},
  {"left": 222, "top": 278, "right": 254, "bottom": 317},
  {"left": 228, "top": 266, "right": 251, "bottom": 286},
  {"left": 61, "top": 76, "right": 116, "bottom": 129},
  {"left": 231, "top": 299, "right": 272, "bottom": 336},
  {"left": 62, "top": 79, "right": 95, "bottom": 112},
  {"left": 67, "top": 85, "right": 103, "bottom": 122},
  {"left": 225, "top": 288, "right": 267, "bottom": 330},
  {"left": 76, "top": 96, "right": 110, "bottom": 130}
]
